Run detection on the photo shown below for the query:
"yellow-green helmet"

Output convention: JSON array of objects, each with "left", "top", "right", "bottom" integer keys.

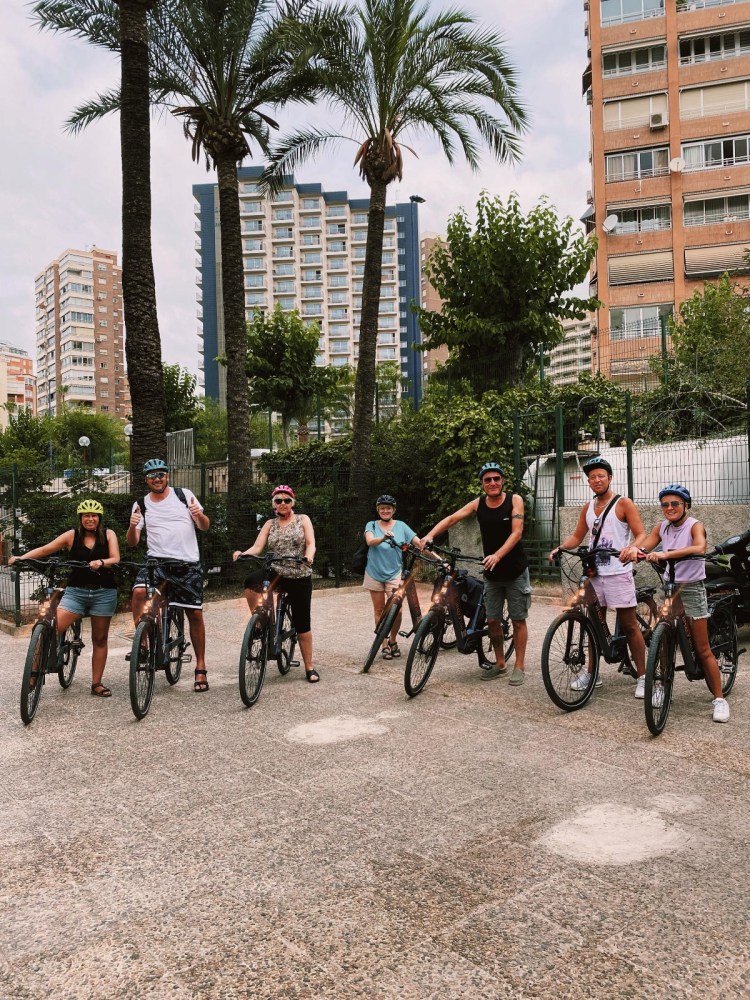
[{"left": 77, "top": 499, "right": 104, "bottom": 516}]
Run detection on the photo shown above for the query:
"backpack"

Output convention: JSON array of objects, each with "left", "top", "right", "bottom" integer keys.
[
  {"left": 351, "top": 522, "right": 375, "bottom": 575},
  {"left": 455, "top": 569, "right": 484, "bottom": 619}
]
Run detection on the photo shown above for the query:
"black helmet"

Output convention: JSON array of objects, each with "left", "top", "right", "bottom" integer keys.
[
  {"left": 659, "top": 483, "right": 691, "bottom": 508},
  {"left": 582, "top": 456, "right": 612, "bottom": 476},
  {"left": 376, "top": 494, "right": 396, "bottom": 507}
]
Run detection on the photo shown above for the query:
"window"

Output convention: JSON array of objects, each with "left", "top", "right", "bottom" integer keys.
[
  {"left": 272, "top": 190, "right": 293, "bottom": 203},
  {"left": 246, "top": 293, "right": 267, "bottom": 306},
  {"left": 602, "top": 44, "right": 666, "bottom": 77},
  {"left": 274, "top": 246, "right": 294, "bottom": 259},
  {"left": 99, "top": 321, "right": 108, "bottom": 328},
  {"left": 244, "top": 239, "right": 264, "bottom": 252},
  {"left": 247, "top": 258, "right": 264, "bottom": 270},
  {"left": 245, "top": 274, "right": 265, "bottom": 288},
  {"left": 684, "top": 193, "right": 750, "bottom": 226},
  {"left": 328, "top": 258, "right": 346, "bottom": 270},
  {"left": 327, "top": 240, "right": 346, "bottom": 253},
  {"left": 605, "top": 146, "right": 669, "bottom": 181},
  {"left": 274, "top": 280, "right": 295, "bottom": 294},
  {"left": 272, "top": 208, "right": 293, "bottom": 221},
  {"left": 610, "top": 203, "right": 671, "bottom": 233},
  {"left": 683, "top": 134, "right": 750, "bottom": 171},
  {"left": 330, "top": 275, "right": 348, "bottom": 287},
  {"left": 302, "top": 198, "right": 320, "bottom": 210},
  {"left": 680, "top": 81, "right": 750, "bottom": 121},
  {"left": 243, "top": 220, "right": 264, "bottom": 233},
  {"left": 274, "top": 263, "right": 295, "bottom": 276},
  {"left": 600, "top": 0, "right": 664, "bottom": 28},
  {"left": 302, "top": 251, "right": 321, "bottom": 264},
  {"left": 329, "top": 291, "right": 348, "bottom": 304},
  {"left": 301, "top": 216, "right": 321, "bottom": 228},
  {"left": 680, "top": 28, "right": 750, "bottom": 66},
  {"left": 100, "top": 362, "right": 108, "bottom": 369},
  {"left": 97, "top": 264, "right": 107, "bottom": 271},
  {"left": 603, "top": 93, "right": 667, "bottom": 131},
  {"left": 607, "top": 250, "right": 674, "bottom": 285},
  {"left": 609, "top": 304, "right": 672, "bottom": 341},
  {"left": 352, "top": 213, "right": 368, "bottom": 225},
  {"left": 273, "top": 227, "right": 294, "bottom": 240}
]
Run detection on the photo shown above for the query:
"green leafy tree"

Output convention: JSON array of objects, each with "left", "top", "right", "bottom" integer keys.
[
  {"left": 162, "top": 364, "right": 199, "bottom": 432},
  {"left": 418, "top": 192, "right": 599, "bottom": 394},
  {"left": 265, "top": 0, "right": 528, "bottom": 510},
  {"left": 53, "top": 409, "right": 127, "bottom": 467},
  {"left": 243, "top": 305, "right": 348, "bottom": 446},
  {"left": 33, "top": 0, "right": 168, "bottom": 469}
]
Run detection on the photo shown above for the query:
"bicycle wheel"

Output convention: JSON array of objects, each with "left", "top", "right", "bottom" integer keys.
[
  {"left": 363, "top": 599, "right": 400, "bottom": 673},
  {"left": 57, "top": 620, "right": 83, "bottom": 689},
  {"left": 164, "top": 606, "right": 186, "bottom": 685},
  {"left": 708, "top": 605, "right": 738, "bottom": 697},
  {"left": 239, "top": 613, "right": 267, "bottom": 707},
  {"left": 129, "top": 621, "right": 156, "bottom": 720},
  {"left": 478, "top": 618, "right": 516, "bottom": 668},
  {"left": 644, "top": 621, "right": 676, "bottom": 736},
  {"left": 404, "top": 609, "right": 444, "bottom": 698},
  {"left": 276, "top": 602, "right": 297, "bottom": 675},
  {"left": 541, "top": 612, "right": 600, "bottom": 711},
  {"left": 21, "top": 622, "right": 48, "bottom": 725}
]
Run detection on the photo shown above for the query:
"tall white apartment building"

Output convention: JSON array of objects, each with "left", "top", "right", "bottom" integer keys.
[
  {"left": 193, "top": 166, "right": 423, "bottom": 409},
  {"left": 0, "top": 342, "right": 35, "bottom": 430},
  {"left": 35, "top": 247, "right": 131, "bottom": 418}
]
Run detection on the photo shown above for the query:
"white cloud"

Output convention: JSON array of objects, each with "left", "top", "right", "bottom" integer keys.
[{"left": 0, "top": 1, "right": 589, "bottom": 376}]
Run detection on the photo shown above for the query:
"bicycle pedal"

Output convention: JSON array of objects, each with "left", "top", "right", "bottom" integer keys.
[
  {"left": 125, "top": 652, "right": 131, "bottom": 661},
  {"left": 290, "top": 660, "right": 301, "bottom": 667},
  {"left": 739, "top": 648, "right": 747, "bottom": 656},
  {"left": 182, "top": 654, "right": 193, "bottom": 663}
]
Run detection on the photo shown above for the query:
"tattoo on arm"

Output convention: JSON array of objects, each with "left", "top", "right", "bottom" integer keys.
[{"left": 512, "top": 513, "right": 524, "bottom": 520}]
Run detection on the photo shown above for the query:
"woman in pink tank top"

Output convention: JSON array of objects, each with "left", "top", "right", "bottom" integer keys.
[{"left": 632, "top": 484, "right": 729, "bottom": 723}]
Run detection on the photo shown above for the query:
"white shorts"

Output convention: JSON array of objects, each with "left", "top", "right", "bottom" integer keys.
[
  {"left": 362, "top": 570, "right": 401, "bottom": 592},
  {"left": 589, "top": 572, "right": 636, "bottom": 609}
]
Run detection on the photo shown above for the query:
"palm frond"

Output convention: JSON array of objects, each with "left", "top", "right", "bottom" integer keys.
[
  {"left": 65, "top": 87, "right": 121, "bottom": 133},
  {"left": 31, "top": 0, "right": 119, "bottom": 52},
  {"left": 262, "top": 129, "right": 355, "bottom": 194}
]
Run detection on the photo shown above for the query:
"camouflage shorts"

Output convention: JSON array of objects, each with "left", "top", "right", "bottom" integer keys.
[{"left": 132, "top": 561, "right": 203, "bottom": 610}]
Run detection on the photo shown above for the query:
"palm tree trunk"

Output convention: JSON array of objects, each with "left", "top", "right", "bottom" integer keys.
[
  {"left": 215, "top": 151, "right": 252, "bottom": 545},
  {"left": 349, "top": 176, "right": 387, "bottom": 514},
  {"left": 118, "top": 0, "right": 167, "bottom": 474}
]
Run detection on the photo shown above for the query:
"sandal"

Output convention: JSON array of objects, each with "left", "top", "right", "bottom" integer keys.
[
  {"left": 305, "top": 669, "right": 320, "bottom": 683},
  {"left": 388, "top": 641, "right": 401, "bottom": 659},
  {"left": 381, "top": 644, "right": 394, "bottom": 660},
  {"left": 91, "top": 682, "right": 112, "bottom": 698},
  {"left": 194, "top": 669, "right": 210, "bottom": 693}
]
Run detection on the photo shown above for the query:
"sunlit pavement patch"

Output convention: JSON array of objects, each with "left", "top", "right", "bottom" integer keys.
[
  {"left": 538, "top": 803, "right": 690, "bottom": 866},
  {"left": 287, "top": 714, "right": 393, "bottom": 745}
]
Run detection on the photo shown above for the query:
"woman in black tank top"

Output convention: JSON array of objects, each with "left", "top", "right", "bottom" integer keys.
[{"left": 9, "top": 499, "right": 120, "bottom": 698}]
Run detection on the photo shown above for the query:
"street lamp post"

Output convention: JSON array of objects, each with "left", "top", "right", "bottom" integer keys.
[
  {"left": 123, "top": 423, "right": 133, "bottom": 474},
  {"left": 78, "top": 435, "right": 90, "bottom": 468}
]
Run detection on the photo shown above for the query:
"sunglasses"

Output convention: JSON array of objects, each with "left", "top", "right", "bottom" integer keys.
[
  {"left": 273, "top": 497, "right": 293, "bottom": 505},
  {"left": 483, "top": 476, "right": 503, "bottom": 483},
  {"left": 146, "top": 472, "right": 167, "bottom": 481},
  {"left": 660, "top": 500, "right": 684, "bottom": 509}
]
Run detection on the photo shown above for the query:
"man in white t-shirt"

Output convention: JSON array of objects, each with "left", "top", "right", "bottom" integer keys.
[{"left": 127, "top": 458, "right": 212, "bottom": 692}]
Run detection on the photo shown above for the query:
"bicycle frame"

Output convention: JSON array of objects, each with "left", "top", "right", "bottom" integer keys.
[
  {"left": 425, "top": 544, "right": 499, "bottom": 659},
  {"left": 239, "top": 553, "right": 302, "bottom": 660},
  {"left": 135, "top": 560, "right": 187, "bottom": 669}
]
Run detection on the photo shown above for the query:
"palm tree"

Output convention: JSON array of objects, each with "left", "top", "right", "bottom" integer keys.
[
  {"left": 32, "top": 1, "right": 168, "bottom": 472},
  {"left": 143, "top": 0, "right": 319, "bottom": 542},
  {"left": 265, "top": 0, "right": 528, "bottom": 509}
]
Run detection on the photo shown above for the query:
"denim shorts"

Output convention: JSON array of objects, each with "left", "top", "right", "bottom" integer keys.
[
  {"left": 59, "top": 586, "right": 118, "bottom": 618},
  {"left": 673, "top": 581, "right": 709, "bottom": 620},
  {"left": 483, "top": 568, "right": 532, "bottom": 621}
]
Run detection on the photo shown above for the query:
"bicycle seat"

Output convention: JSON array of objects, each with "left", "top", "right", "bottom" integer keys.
[{"left": 636, "top": 586, "right": 657, "bottom": 597}]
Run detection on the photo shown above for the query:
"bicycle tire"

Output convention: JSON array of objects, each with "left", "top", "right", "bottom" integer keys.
[
  {"left": 164, "top": 606, "right": 186, "bottom": 685},
  {"left": 363, "top": 600, "right": 400, "bottom": 673},
  {"left": 478, "top": 618, "right": 516, "bottom": 669},
  {"left": 129, "top": 620, "right": 156, "bottom": 720},
  {"left": 708, "top": 605, "right": 738, "bottom": 697},
  {"left": 21, "top": 622, "right": 48, "bottom": 725},
  {"left": 644, "top": 621, "right": 676, "bottom": 736},
  {"left": 404, "top": 609, "right": 443, "bottom": 698},
  {"left": 276, "top": 602, "right": 297, "bottom": 675},
  {"left": 541, "top": 612, "right": 600, "bottom": 711},
  {"left": 239, "top": 612, "right": 267, "bottom": 707},
  {"left": 57, "top": 620, "right": 83, "bottom": 689}
]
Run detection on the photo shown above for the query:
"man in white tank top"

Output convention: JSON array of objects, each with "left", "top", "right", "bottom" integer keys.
[{"left": 550, "top": 456, "right": 648, "bottom": 698}]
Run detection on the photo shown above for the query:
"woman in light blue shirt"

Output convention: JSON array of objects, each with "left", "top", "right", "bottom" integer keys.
[{"left": 363, "top": 494, "right": 420, "bottom": 659}]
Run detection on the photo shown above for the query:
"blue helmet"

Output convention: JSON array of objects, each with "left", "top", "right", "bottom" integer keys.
[
  {"left": 479, "top": 462, "right": 505, "bottom": 481},
  {"left": 582, "top": 456, "right": 612, "bottom": 476},
  {"left": 143, "top": 458, "right": 169, "bottom": 475},
  {"left": 659, "top": 483, "right": 691, "bottom": 507}
]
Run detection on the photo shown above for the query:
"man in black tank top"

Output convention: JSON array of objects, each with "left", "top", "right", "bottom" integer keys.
[{"left": 422, "top": 462, "right": 531, "bottom": 684}]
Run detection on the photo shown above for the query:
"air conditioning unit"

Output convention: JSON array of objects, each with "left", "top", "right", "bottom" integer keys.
[
  {"left": 586, "top": 190, "right": 594, "bottom": 205},
  {"left": 650, "top": 113, "right": 667, "bottom": 130}
]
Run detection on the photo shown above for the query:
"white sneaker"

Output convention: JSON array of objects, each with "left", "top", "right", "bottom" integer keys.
[
  {"left": 652, "top": 686, "right": 664, "bottom": 709},
  {"left": 635, "top": 676, "right": 646, "bottom": 700},
  {"left": 571, "top": 672, "right": 601, "bottom": 691},
  {"left": 712, "top": 698, "right": 730, "bottom": 723}
]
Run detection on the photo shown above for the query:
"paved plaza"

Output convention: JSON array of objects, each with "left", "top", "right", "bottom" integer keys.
[{"left": 1, "top": 586, "right": 749, "bottom": 999}]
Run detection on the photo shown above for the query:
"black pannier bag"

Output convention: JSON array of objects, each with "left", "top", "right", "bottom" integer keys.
[{"left": 455, "top": 569, "right": 484, "bottom": 619}]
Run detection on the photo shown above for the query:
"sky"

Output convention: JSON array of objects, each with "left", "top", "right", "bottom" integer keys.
[{"left": 0, "top": 0, "right": 590, "bottom": 378}]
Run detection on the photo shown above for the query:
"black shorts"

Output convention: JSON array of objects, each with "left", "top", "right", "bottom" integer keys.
[
  {"left": 244, "top": 571, "right": 312, "bottom": 634},
  {"left": 133, "top": 562, "right": 203, "bottom": 610}
]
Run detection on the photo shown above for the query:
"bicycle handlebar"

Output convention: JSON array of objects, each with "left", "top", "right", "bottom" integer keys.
[
  {"left": 11, "top": 557, "right": 101, "bottom": 573},
  {"left": 236, "top": 552, "right": 309, "bottom": 566}
]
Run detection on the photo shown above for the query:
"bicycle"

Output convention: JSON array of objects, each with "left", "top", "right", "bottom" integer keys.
[
  {"left": 403, "top": 543, "right": 514, "bottom": 698},
  {"left": 236, "top": 553, "right": 305, "bottom": 707},
  {"left": 541, "top": 547, "right": 658, "bottom": 712},
  {"left": 644, "top": 553, "right": 741, "bottom": 735},
  {"left": 362, "top": 541, "right": 454, "bottom": 673},
  {"left": 126, "top": 558, "right": 193, "bottom": 720},
  {"left": 13, "top": 558, "right": 89, "bottom": 725}
]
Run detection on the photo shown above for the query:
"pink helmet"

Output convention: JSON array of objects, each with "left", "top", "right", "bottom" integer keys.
[{"left": 271, "top": 484, "right": 295, "bottom": 499}]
